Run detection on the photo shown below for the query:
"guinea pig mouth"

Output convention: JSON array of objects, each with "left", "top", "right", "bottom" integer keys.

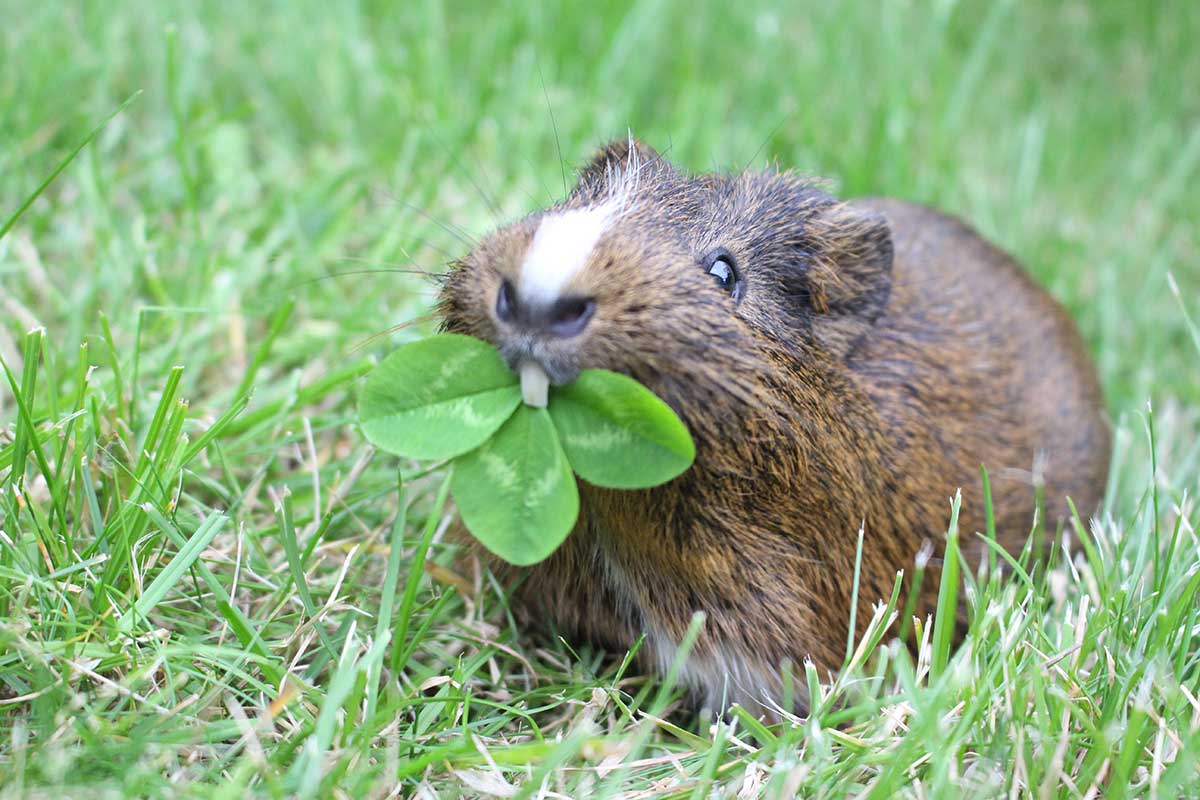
[{"left": 496, "top": 338, "right": 580, "bottom": 386}]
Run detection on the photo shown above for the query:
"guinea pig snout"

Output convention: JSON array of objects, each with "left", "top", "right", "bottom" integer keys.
[
  {"left": 494, "top": 279, "right": 596, "bottom": 340},
  {"left": 491, "top": 280, "right": 590, "bottom": 385}
]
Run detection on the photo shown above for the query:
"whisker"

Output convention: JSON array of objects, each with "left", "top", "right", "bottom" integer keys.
[
  {"left": 334, "top": 255, "right": 444, "bottom": 281},
  {"left": 392, "top": 242, "right": 459, "bottom": 283},
  {"left": 351, "top": 312, "right": 440, "bottom": 353},
  {"left": 522, "top": 152, "right": 560, "bottom": 207},
  {"left": 399, "top": 236, "right": 460, "bottom": 265},
  {"left": 375, "top": 190, "right": 478, "bottom": 249},
  {"left": 538, "top": 59, "right": 568, "bottom": 194},
  {"left": 425, "top": 123, "right": 503, "bottom": 222},
  {"left": 281, "top": 269, "right": 431, "bottom": 293},
  {"left": 743, "top": 108, "right": 797, "bottom": 173}
]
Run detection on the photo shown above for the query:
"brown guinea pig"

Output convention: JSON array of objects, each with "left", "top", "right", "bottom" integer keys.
[{"left": 437, "top": 138, "right": 1110, "bottom": 715}]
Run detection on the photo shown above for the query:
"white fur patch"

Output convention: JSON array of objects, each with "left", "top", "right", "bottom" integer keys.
[
  {"left": 655, "top": 627, "right": 781, "bottom": 715},
  {"left": 519, "top": 203, "right": 614, "bottom": 304},
  {"left": 596, "top": 546, "right": 787, "bottom": 716}
]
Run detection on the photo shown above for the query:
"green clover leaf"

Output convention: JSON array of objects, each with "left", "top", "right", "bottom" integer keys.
[
  {"left": 548, "top": 369, "right": 695, "bottom": 489},
  {"left": 451, "top": 405, "right": 579, "bottom": 566},
  {"left": 359, "top": 333, "right": 521, "bottom": 460},
  {"left": 359, "top": 334, "right": 695, "bottom": 565}
]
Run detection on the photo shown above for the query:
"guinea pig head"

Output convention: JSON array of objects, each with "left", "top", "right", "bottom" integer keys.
[{"left": 438, "top": 139, "right": 895, "bottom": 414}]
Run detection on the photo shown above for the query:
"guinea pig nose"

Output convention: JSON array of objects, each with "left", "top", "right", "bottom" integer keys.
[
  {"left": 546, "top": 296, "right": 596, "bottom": 339},
  {"left": 495, "top": 280, "right": 518, "bottom": 323}
]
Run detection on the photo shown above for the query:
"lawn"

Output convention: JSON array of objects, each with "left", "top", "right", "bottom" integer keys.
[{"left": 2, "top": 1, "right": 1198, "bottom": 796}]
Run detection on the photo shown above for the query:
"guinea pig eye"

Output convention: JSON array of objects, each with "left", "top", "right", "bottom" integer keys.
[
  {"left": 702, "top": 248, "right": 744, "bottom": 302},
  {"left": 496, "top": 279, "right": 518, "bottom": 323},
  {"left": 709, "top": 259, "right": 733, "bottom": 286}
]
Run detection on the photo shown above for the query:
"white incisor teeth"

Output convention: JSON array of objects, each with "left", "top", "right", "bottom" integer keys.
[{"left": 519, "top": 361, "right": 550, "bottom": 408}]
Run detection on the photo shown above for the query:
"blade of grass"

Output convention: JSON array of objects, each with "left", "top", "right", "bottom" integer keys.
[
  {"left": 389, "top": 467, "right": 452, "bottom": 674},
  {"left": 0, "top": 92, "right": 141, "bottom": 242},
  {"left": 116, "top": 513, "right": 227, "bottom": 633},
  {"left": 930, "top": 489, "right": 963, "bottom": 679},
  {"left": 981, "top": 465, "right": 997, "bottom": 575},
  {"left": 291, "top": 620, "right": 361, "bottom": 799},
  {"left": 364, "top": 473, "right": 406, "bottom": 723},
  {"left": 223, "top": 360, "right": 372, "bottom": 436},
  {"left": 843, "top": 520, "right": 866, "bottom": 670},
  {"left": 138, "top": 503, "right": 284, "bottom": 688},
  {"left": 232, "top": 299, "right": 294, "bottom": 402},
  {"left": 276, "top": 491, "right": 338, "bottom": 661}
]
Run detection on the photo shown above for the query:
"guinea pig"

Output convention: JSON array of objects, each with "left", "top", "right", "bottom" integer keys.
[{"left": 437, "top": 138, "right": 1110, "bottom": 715}]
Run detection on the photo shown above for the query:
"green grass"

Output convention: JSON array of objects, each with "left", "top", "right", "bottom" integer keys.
[{"left": 2, "top": 1, "right": 1198, "bottom": 796}]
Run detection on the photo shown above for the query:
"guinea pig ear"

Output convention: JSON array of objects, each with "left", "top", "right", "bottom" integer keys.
[
  {"left": 803, "top": 203, "right": 894, "bottom": 359},
  {"left": 576, "top": 138, "right": 669, "bottom": 189}
]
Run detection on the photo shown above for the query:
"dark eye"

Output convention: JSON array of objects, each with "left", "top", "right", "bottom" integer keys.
[{"left": 702, "top": 248, "right": 744, "bottom": 301}]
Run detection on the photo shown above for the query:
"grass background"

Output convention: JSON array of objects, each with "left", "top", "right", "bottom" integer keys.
[{"left": 2, "top": 1, "right": 1198, "bottom": 796}]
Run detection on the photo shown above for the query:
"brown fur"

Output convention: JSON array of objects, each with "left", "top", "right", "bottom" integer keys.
[{"left": 437, "top": 139, "right": 1110, "bottom": 715}]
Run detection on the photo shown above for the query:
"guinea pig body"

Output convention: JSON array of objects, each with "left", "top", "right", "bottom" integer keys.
[{"left": 438, "top": 140, "right": 1110, "bottom": 715}]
